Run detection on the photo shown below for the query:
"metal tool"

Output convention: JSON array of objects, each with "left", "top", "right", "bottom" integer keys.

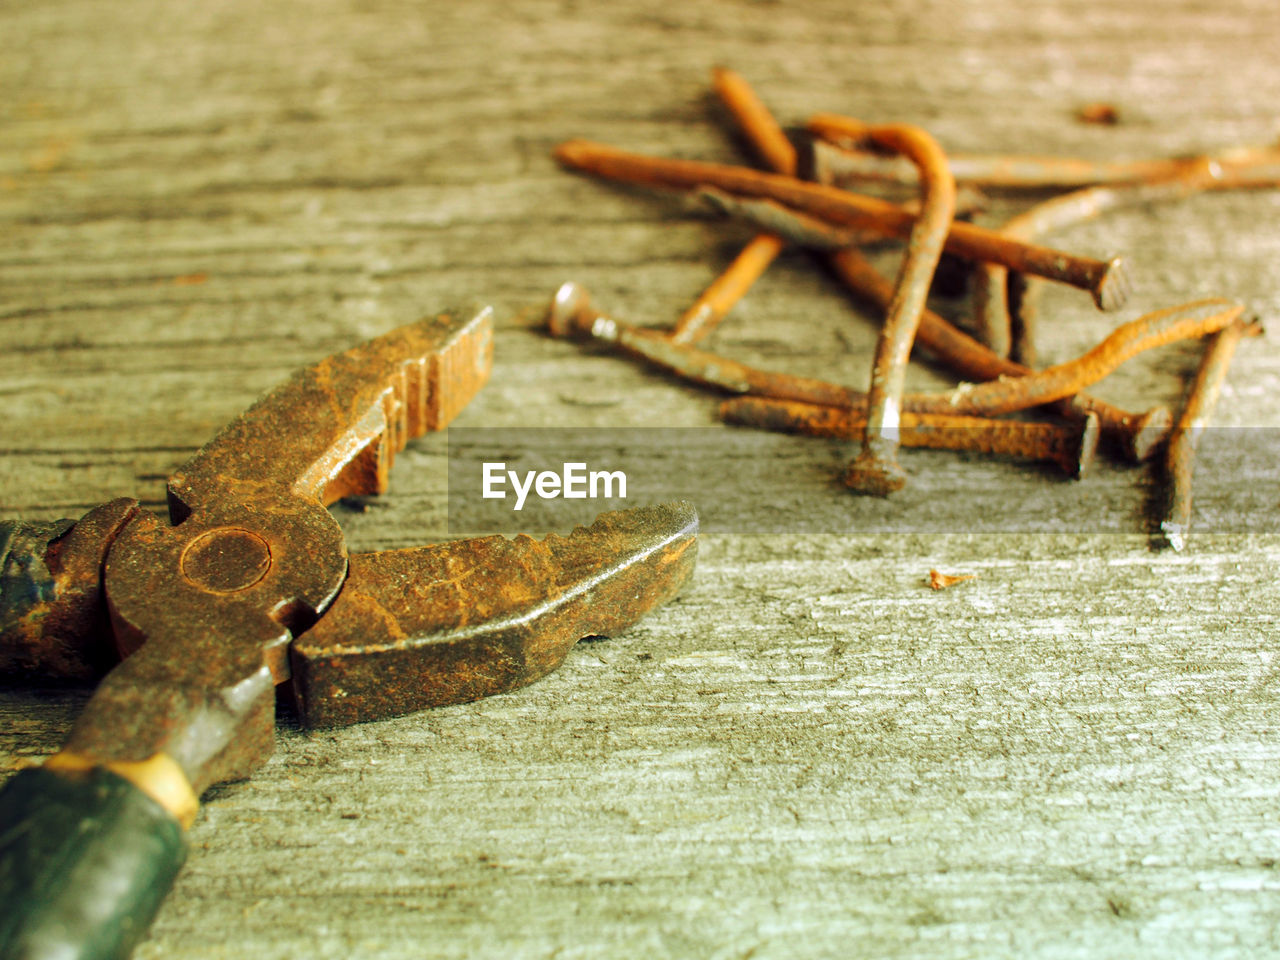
[{"left": 0, "top": 306, "right": 699, "bottom": 960}]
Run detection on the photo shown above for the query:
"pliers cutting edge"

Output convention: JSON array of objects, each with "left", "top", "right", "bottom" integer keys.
[{"left": 0, "top": 306, "right": 698, "bottom": 960}]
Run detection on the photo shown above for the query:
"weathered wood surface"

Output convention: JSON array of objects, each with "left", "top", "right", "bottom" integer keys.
[{"left": 3, "top": 1, "right": 1280, "bottom": 956}]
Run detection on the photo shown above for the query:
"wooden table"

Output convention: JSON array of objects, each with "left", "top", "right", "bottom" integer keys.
[{"left": 3, "top": 1, "right": 1279, "bottom": 956}]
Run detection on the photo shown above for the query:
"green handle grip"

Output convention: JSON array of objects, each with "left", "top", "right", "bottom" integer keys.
[{"left": 0, "top": 765, "right": 187, "bottom": 960}]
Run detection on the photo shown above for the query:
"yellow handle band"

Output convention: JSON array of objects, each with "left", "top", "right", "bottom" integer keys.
[{"left": 44, "top": 751, "right": 199, "bottom": 830}]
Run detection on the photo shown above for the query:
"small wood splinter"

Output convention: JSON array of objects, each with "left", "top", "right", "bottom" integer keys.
[{"left": 929, "top": 570, "right": 977, "bottom": 590}]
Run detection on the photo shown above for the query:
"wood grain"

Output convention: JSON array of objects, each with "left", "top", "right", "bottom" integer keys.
[{"left": 3, "top": 1, "right": 1280, "bottom": 957}]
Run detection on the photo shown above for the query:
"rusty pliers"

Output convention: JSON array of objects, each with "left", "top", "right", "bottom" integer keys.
[{"left": 0, "top": 306, "right": 698, "bottom": 960}]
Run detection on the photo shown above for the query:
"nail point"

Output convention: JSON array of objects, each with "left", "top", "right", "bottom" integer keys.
[
  {"left": 553, "top": 139, "right": 593, "bottom": 170},
  {"left": 1158, "top": 519, "right": 1186, "bottom": 552}
]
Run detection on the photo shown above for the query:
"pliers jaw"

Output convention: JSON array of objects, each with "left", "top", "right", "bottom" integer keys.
[{"left": 293, "top": 499, "right": 699, "bottom": 728}]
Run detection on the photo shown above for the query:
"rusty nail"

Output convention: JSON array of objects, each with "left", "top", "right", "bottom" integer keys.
[
  {"left": 807, "top": 137, "right": 1178, "bottom": 191},
  {"left": 548, "top": 292, "right": 1230, "bottom": 462},
  {"left": 825, "top": 243, "right": 1171, "bottom": 460},
  {"left": 549, "top": 282, "right": 858, "bottom": 406},
  {"left": 975, "top": 161, "right": 1228, "bottom": 366},
  {"left": 721, "top": 395, "right": 1100, "bottom": 479},
  {"left": 1006, "top": 271, "right": 1033, "bottom": 368},
  {"left": 551, "top": 278, "right": 1105, "bottom": 481},
  {"left": 554, "top": 139, "right": 1131, "bottom": 310},
  {"left": 970, "top": 262, "right": 1014, "bottom": 361},
  {"left": 695, "top": 188, "right": 871, "bottom": 250},
  {"left": 547, "top": 280, "right": 1198, "bottom": 471},
  {"left": 712, "top": 75, "right": 1061, "bottom": 492},
  {"left": 698, "top": 187, "right": 986, "bottom": 256},
  {"left": 662, "top": 67, "right": 802, "bottom": 347},
  {"left": 806, "top": 130, "right": 1280, "bottom": 191},
  {"left": 1159, "top": 316, "right": 1263, "bottom": 551},
  {"left": 804, "top": 116, "right": 956, "bottom": 496},
  {"left": 668, "top": 232, "right": 785, "bottom": 346},
  {"left": 712, "top": 65, "right": 799, "bottom": 178},
  {"left": 904, "top": 298, "right": 1246, "bottom": 418}
]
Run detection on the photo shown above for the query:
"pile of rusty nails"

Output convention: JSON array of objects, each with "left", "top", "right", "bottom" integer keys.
[{"left": 545, "top": 68, "right": 1271, "bottom": 548}]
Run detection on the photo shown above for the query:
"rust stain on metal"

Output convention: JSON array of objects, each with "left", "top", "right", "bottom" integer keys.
[
  {"left": 712, "top": 65, "right": 798, "bottom": 178},
  {"left": 668, "top": 231, "right": 784, "bottom": 346},
  {"left": 293, "top": 501, "right": 698, "bottom": 728},
  {"left": 0, "top": 497, "right": 138, "bottom": 680},
  {"left": 4, "top": 305, "right": 697, "bottom": 802},
  {"left": 67, "top": 307, "right": 497, "bottom": 794}
]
